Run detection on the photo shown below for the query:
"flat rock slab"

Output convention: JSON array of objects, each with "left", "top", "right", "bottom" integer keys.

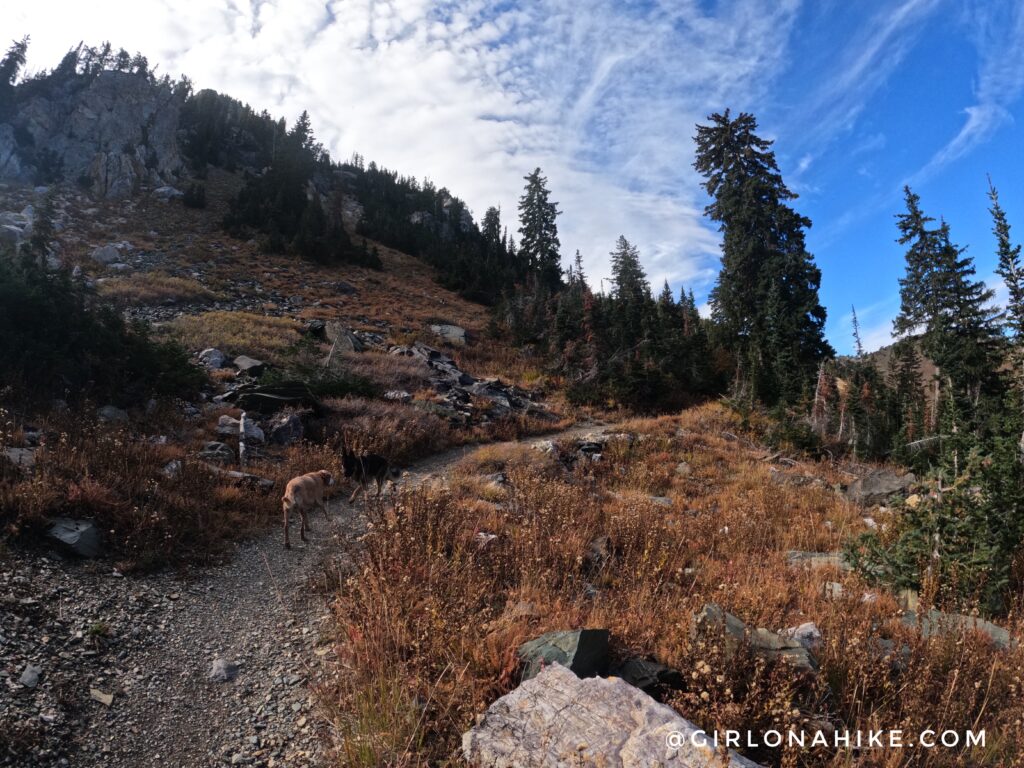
[
  {"left": 785, "top": 550, "right": 852, "bottom": 572},
  {"left": 903, "top": 609, "right": 1015, "bottom": 649},
  {"left": 463, "top": 663, "right": 763, "bottom": 767}
]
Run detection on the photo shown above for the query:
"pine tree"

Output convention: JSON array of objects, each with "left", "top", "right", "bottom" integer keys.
[
  {"left": 517, "top": 168, "right": 562, "bottom": 291},
  {"left": 851, "top": 305, "right": 865, "bottom": 358},
  {"left": 694, "top": 110, "right": 831, "bottom": 403},
  {"left": 988, "top": 180, "right": 1024, "bottom": 458},
  {"left": 0, "top": 36, "right": 29, "bottom": 120}
]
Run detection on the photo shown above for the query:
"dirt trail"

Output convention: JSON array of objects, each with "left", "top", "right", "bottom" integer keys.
[{"left": 59, "top": 420, "right": 614, "bottom": 768}]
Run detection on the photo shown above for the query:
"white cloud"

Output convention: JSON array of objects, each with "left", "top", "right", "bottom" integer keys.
[{"left": 2, "top": 0, "right": 804, "bottom": 297}]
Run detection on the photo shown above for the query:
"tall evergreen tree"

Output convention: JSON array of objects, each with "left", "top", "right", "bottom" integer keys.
[
  {"left": 988, "top": 180, "right": 1024, "bottom": 458},
  {"left": 517, "top": 168, "right": 562, "bottom": 291},
  {"left": 694, "top": 110, "right": 831, "bottom": 404},
  {"left": 0, "top": 36, "right": 29, "bottom": 120}
]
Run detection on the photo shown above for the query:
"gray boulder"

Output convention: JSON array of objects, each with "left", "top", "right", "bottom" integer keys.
[
  {"left": 152, "top": 185, "right": 183, "bottom": 200},
  {"left": 268, "top": 413, "right": 304, "bottom": 446},
  {"left": 19, "top": 664, "right": 42, "bottom": 689},
  {"left": 324, "top": 322, "right": 364, "bottom": 353},
  {"left": 691, "top": 604, "right": 817, "bottom": 674},
  {"left": 208, "top": 658, "right": 239, "bottom": 682},
  {"left": 780, "top": 622, "right": 823, "bottom": 654},
  {"left": 845, "top": 469, "right": 916, "bottom": 505},
  {"left": 3, "top": 447, "right": 36, "bottom": 472},
  {"left": 384, "top": 390, "right": 413, "bottom": 404},
  {"left": 90, "top": 244, "right": 124, "bottom": 265},
  {"left": 462, "top": 663, "right": 763, "bottom": 768},
  {"left": 216, "top": 416, "right": 265, "bottom": 444},
  {"left": 47, "top": 518, "right": 103, "bottom": 558},
  {"left": 430, "top": 323, "right": 467, "bottom": 346},
  {"left": 96, "top": 405, "right": 128, "bottom": 423},
  {"left": 232, "top": 355, "right": 267, "bottom": 376},
  {"left": 903, "top": 609, "right": 1015, "bottom": 650},
  {"left": 198, "top": 348, "right": 227, "bottom": 369},
  {"left": 517, "top": 629, "right": 610, "bottom": 681}
]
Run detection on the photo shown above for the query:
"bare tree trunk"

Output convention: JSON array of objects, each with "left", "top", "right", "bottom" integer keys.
[{"left": 239, "top": 411, "right": 248, "bottom": 469}]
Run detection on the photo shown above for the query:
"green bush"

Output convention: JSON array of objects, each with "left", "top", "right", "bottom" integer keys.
[{"left": 0, "top": 252, "right": 204, "bottom": 406}]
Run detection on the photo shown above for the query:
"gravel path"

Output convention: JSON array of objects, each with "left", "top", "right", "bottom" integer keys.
[{"left": 1, "top": 422, "right": 611, "bottom": 767}]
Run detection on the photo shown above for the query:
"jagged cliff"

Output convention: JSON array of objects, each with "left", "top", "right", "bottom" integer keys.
[{"left": 0, "top": 70, "right": 184, "bottom": 197}]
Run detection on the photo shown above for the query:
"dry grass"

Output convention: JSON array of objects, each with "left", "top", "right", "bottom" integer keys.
[
  {"left": 313, "top": 396, "right": 570, "bottom": 466},
  {"left": 165, "top": 311, "right": 304, "bottom": 362},
  {"left": 337, "top": 351, "right": 432, "bottom": 394},
  {"left": 97, "top": 272, "right": 220, "bottom": 306},
  {"left": 324, "top": 403, "right": 1024, "bottom": 767},
  {"left": 0, "top": 410, "right": 345, "bottom": 571}
]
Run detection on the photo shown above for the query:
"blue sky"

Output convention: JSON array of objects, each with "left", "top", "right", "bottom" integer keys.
[{"left": 4, "top": 0, "right": 1024, "bottom": 353}]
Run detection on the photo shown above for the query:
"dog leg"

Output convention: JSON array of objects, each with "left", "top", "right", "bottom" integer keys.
[
  {"left": 320, "top": 499, "right": 329, "bottom": 522},
  {"left": 283, "top": 502, "right": 291, "bottom": 549},
  {"left": 300, "top": 509, "right": 308, "bottom": 543}
]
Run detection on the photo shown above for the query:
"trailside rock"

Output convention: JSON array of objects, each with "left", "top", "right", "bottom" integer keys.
[
  {"left": 217, "top": 416, "right": 265, "bottom": 444},
  {"left": 691, "top": 604, "right": 817, "bottom": 674},
  {"left": 324, "top": 322, "right": 364, "bottom": 353},
  {"left": 209, "top": 658, "right": 239, "bottom": 682},
  {"left": 430, "top": 323, "right": 467, "bottom": 346},
  {"left": 780, "top": 622, "right": 823, "bottom": 654},
  {"left": 232, "top": 355, "right": 267, "bottom": 377},
  {"left": 903, "top": 609, "right": 1015, "bottom": 650},
  {"left": 844, "top": 469, "right": 915, "bottom": 505},
  {"left": 47, "top": 518, "right": 103, "bottom": 558},
  {"left": 462, "top": 663, "right": 763, "bottom": 768},
  {"left": 19, "top": 663, "right": 42, "bottom": 689},
  {"left": 517, "top": 629, "right": 610, "bottom": 681},
  {"left": 268, "top": 412, "right": 304, "bottom": 446},
  {"left": 198, "top": 348, "right": 227, "bottom": 369}
]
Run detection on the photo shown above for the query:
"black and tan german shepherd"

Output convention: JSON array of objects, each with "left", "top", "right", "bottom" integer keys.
[{"left": 341, "top": 446, "right": 400, "bottom": 502}]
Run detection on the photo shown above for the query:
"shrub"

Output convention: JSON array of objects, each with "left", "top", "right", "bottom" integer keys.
[
  {"left": 183, "top": 181, "right": 207, "bottom": 209},
  {"left": 0, "top": 252, "right": 203, "bottom": 406}
]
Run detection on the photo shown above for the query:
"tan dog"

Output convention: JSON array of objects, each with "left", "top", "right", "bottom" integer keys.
[{"left": 282, "top": 470, "right": 334, "bottom": 549}]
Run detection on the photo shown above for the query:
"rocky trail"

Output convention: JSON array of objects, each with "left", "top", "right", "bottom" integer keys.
[{"left": 2, "top": 421, "right": 614, "bottom": 768}]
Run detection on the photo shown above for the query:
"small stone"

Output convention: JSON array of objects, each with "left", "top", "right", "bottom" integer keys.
[
  {"left": 19, "top": 664, "right": 41, "bottom": 688},
  {"left": 90, "top": 688, "right": 114, "bottom": 706},
  {"left": 209, "top": 658, "right": 239, "bottom": 682}
]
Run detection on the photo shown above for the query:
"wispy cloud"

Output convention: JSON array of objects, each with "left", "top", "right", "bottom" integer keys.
[
  {"left": 909, "top": 0, "right": 1024, "bottom": 183},
  {"left": 788, "top": 0, "right": 942, "bottom": 152}
]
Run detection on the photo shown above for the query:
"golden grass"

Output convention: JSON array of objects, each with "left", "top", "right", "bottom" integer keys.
[
  {"left": 324, "top": 403, "right": 1024, "bottom": 767},
  {"left": 97, "top": 272, "right": 220, "bottom": 305},
  {"left": 165, "top": 311, "right": 304, "bottom": 361}
]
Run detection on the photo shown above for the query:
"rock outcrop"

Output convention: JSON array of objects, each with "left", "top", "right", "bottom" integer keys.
[
  {"left": 0, "top": 70, "right": 184, "bottom": 197},
  {"left": 462, "top": 663, "right": 763, "bottom": 767}
]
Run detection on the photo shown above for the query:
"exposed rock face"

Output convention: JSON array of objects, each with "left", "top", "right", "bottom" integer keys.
[
  {"left": 1, "top": 70, "right": 184, "bottom": 196},
  {"left": 462, "top": 663, "right": 764, "bottom": 768}
]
